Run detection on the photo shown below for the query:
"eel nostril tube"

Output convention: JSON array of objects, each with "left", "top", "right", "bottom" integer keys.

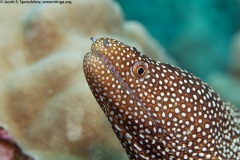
[{"left": 90, "top": 37, "right": 96, "bottom": 42}]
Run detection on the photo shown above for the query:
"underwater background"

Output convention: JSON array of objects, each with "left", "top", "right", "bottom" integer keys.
[
  {"left": 0, "top": 0, "right": 239, "bottom": 159},
  {"left": 116, "top": 0, "right": 240, "bottom": 107}
]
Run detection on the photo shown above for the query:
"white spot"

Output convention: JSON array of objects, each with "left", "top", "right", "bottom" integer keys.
[
  {"left": 175, "top": 108, "right": 180, "bottom": 114},
  {"left": 125, "top": 133, "right": 132, "bottom": 139},
  {"left": 114, "top": 124, "right": 121, "bottom": 131}
]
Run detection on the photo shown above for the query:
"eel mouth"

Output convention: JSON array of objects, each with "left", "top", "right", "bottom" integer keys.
[
  {"left": 91, "top": 50, "right": 134, "bottom": 96},
  {"left": 87, "top": 37, "right": 153, "bottom": 116},
  {"left": 89, "top": 37, "right": 136, "bottom": 98},
  {"left": 89, "top": 46, "right": 153, "bottom": 118}
]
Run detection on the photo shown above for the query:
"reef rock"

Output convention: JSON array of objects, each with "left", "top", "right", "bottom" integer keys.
[{"left": 0, "top": 0, "right": 172, "bottom": 159}]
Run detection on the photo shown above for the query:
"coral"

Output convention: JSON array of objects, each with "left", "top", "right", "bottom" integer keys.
[{"left": 0, "top": 0, "right": 173, "bottom": 159}]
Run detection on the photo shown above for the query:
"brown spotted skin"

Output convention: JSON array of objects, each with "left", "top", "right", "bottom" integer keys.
[{"left": 83, "top": 37, "right": 240, "bottom": 160}]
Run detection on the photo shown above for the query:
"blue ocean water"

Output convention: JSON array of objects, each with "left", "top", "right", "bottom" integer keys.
[
  {"left": 116, "top": 0, "right": 240, "bottom": 80},
  {"left": 116, "top": 0, "right": 240, "bottom": 107}
]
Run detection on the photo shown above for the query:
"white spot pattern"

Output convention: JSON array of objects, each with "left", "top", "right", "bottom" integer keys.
[{"left": 83, "top": 37, "right": 240, "bottom": 160}]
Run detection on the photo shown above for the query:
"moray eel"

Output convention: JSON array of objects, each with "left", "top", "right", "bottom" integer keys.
[{"left": 83, "top": 37, "right": 240, "bottom": 160}]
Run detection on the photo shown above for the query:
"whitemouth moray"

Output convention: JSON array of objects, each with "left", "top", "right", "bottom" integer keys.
[{"left": 83, "top": 37, "right": 240, "bottom": 160}]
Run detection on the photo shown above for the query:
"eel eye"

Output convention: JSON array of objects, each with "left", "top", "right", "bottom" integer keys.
[{"left": 131, "top": 61, "right": 148, "bottom": 79}]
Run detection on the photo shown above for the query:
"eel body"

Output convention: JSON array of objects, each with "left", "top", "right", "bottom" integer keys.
[{"left": 83, "top": 37, "right": 240, "bottom": 160}]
